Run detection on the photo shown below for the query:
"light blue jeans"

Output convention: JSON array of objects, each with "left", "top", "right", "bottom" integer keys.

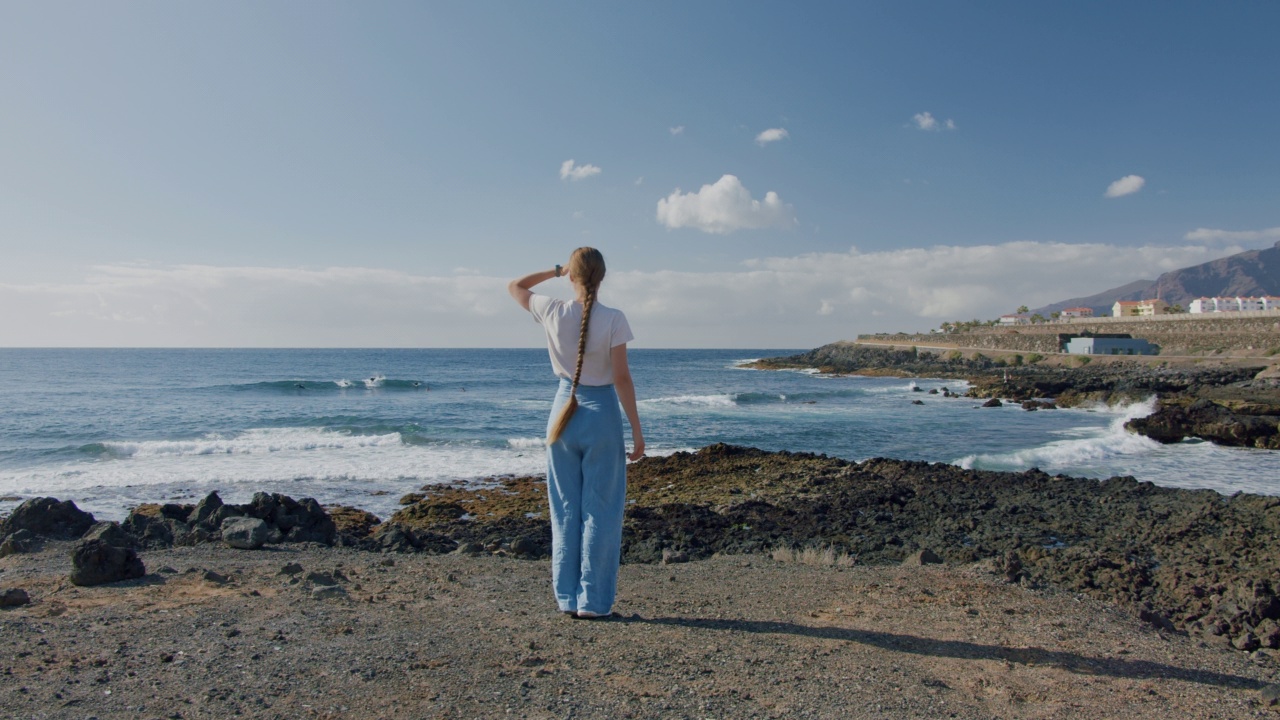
[{"left": 546, "top": 379, "right": 627, "bottom": 615}]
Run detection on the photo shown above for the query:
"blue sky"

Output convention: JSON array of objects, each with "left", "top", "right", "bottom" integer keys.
[{"left": 2, "top": 1, "right": 1278, "bottom": 347}]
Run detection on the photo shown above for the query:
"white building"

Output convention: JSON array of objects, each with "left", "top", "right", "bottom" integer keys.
[
  {"left": 1112, "top": 299, "right": 1168, "bottom": 317},
  {"left": 999, "top": 314, "right": 1031, "bottom": 325},
  {"left": 1189, "top": 296, "right": 1280, "bottom": 313}
]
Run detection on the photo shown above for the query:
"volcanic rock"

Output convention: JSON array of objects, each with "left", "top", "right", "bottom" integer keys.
[
  {"left": 1, "top": 497, "right": 95, "bottom": 539},
  {"left": 222, "top": 517, "right": 269, "bottom": 549},
  {"left": 69, "top": 539, "right": 146, "bottom": 586}
]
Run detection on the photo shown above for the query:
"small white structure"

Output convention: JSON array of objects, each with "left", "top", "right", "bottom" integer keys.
[
  {"left": 999, "top": 314, "right": 1031, "bottom": 325},
  {"left": 1060, "top": 307, "right": 1094, "bottom": 318},
  {"left": 1112, "top": 299, "right": 1168, "bottom": 317}
]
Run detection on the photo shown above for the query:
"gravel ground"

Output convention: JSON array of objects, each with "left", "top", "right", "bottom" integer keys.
[{"left": 2, "top": 543, "right": 1275, "bottom": 719}]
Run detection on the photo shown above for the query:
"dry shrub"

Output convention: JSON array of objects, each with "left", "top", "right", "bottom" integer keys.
[{"left": 771, "top": 544, "right": 856, "bottom": 568}]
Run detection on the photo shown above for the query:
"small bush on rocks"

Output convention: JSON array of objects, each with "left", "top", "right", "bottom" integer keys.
[{"left": 772, "top": 544, "right": 856, "bottom": 568}]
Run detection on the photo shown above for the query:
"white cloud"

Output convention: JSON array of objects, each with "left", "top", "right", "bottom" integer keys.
[
  {"left": 913, "top": 112, "right": 955, "bottom": 131},
  {"left": 755, "top": 128, "right": 789, "bottom": 146},
  {"left": 1105, "top": 175, "right": 1145, "bottom": 198},
  {"left": 571, "top": 211, "right": 585, "bottom": 221},
  {"left": 655, "top": 175, "right": 795, "bottom": 234},
  {"left": 1184, "top": 226, "right": 1280, "bottom": 245},
  {"left": 0, "top": 238, "right": 1259, "bottom": 348},
  {"left": 559, "top": 159, "right": 601, "bottom": 181},
  {"left": 634, "top": 176, "right": 644, "bottom": 186},
  {"left": 669, "top": 125, "right": 684, "bottom": 136}
]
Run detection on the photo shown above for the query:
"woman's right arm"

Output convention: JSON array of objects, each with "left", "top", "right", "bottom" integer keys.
[
  {"left": 611, "top": 344, "right": 645, "bottom": 461},
  {"left": 508, "top": 267, "right": 560, "bottom": 311}
]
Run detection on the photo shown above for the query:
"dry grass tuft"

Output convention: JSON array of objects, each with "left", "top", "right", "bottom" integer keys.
[{"left": 771, "top": 544, "right": 857, "bottom": 568}]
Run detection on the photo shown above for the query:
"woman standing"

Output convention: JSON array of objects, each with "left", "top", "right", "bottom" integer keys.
[{"left": 508, "top": 247, "right": 644, "bottom": 619}]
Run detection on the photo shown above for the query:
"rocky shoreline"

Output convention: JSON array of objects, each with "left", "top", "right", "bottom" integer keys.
[
  {"left": 752, "top": 342, "right": 1280, "bottom": 449},
  {"left": 5, "top": 445, "right": 1280, "bottom": 662}
]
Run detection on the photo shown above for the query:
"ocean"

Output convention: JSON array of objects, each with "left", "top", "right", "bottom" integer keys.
[{"left": 2, "top": 348, "right": 1277, "bottom": 522}]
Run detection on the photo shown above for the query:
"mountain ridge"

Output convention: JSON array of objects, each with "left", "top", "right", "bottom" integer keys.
[{"left": 1034, "top": 241, "right": 1280, "bottom": 316}]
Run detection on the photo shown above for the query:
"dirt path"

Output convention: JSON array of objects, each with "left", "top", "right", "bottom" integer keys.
[{"left": 2, "top": 543, "right": 1274, "bottom": 719}]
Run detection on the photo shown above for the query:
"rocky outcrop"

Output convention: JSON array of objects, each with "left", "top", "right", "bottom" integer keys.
[
  {"left": 123, "top": 491, "right": 337, "bottom": 549},
  {"left": 69, "top": 539, "right": 145, "bottom": 586},
  {"left": 757, "top": 343, "right": 1280, "bottom": 449},
  {"left": 1, "top": 498, "right": 95, "bottom": 539},
  {"left": 1125, "top": 399, "right": 1280, "bottom": 449}
]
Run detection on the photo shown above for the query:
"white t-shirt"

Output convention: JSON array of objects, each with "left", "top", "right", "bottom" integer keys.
[{"left": 529, "top": 294, "right": 634, "bottom": 386}]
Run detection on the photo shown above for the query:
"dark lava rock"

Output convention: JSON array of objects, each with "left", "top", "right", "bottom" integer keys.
[
  {"left": 662, "top": 549, "right": 690, "bottom": 564},
  {"left": 1260, "top": 684, "right": 1280, "bottom": 708},
  {"left": 188, "top": 491, "right": 226, "bottom": 527},
  {"left": 81, "top": 521, "right": 136, "bottom": 548},
  {"left": 1126, "top": 398, "right": 1280, "bottom": 449},
  {"left": 0, "top": 588, "right": 31, "bottom": 608},
  {"left": 0, "top": 528, "right": 37, "bottom": 557},
  {"left": 902, "top": 548, "right": 943, "bottom": 566},
  {"left": 911, "top": 399, "right": 925, "bottom": 405},
  {"left": 509, "top": 535, "right": 541, "bottom": 558},
  {"left": 1, "top": 497, "right": 95, "bottom": 539},
  {"left": 221, "top": 517, "right": 269, "bottom": 549},
  {"left": 1021, "top": 400, "right": 1057, "bottom": 411},
  {"left": 981, "top": 398, "right": 1003, "bottom": 408},
  {"left": 69, "top": 539, "right": 146, "bottom": 586},
  {"left": 202, "top": 570, "right": 231, "bottom": 584},
  {"left": 241, "top": 492, "right": 337, "bottom": 545},
  {"left": 278, "top": 562, "right": 304, "bottom": 575}
]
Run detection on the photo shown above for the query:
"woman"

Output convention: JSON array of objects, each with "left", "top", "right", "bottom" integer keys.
[{"left": 508, "top": 247, "right": 644, "bottom": 619}]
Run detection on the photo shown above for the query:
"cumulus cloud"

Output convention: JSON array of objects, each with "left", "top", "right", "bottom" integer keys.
[
  {"left": 655, "top": 175, "right": 795, "bottom": 234},
  {"left": 0, "top": 238, "right": 1258, "bottom": 348},
  {"left": 913, "top": 112, "right": 955, "bottom": 131},
  {"left": 1184, "top": 226, "right": 1280, "bottom": 245},
  {"left": 669, "top": 125, "right": 684, "bottom": 136},
  {"left": 755, "top": 128, "right": 789, "bottom": 146},
  {"left": 559, "top": 159, "right": 601, "bottom": 181},
  {"left": 1105, "top": 175, "right": 1145, "bottom": 198}
]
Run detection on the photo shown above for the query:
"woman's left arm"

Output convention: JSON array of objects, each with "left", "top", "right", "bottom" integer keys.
[
  {"left": 508, "top": 267, "right": 561, "bottom": 311},
  {"left": 611, "top": 344, "right": 645, "bottom": 461}
]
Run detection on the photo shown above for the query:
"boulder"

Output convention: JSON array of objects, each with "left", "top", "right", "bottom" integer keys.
[
  {"left": 81, "top": 521, "right": 136, "bottom": 548},
  {"left": 510, "top": 535, "right": 541, "bottom": 558},
  {"left": 661, "top": 549, "right": 690, "bottom": 564},
  {"left": 1, "top": 497, "right": 95, "bottom": 539},
  {"left": 981, "top": 398, "right": 1003, "bottom": 408},
  {"left": 221, "top": 517, "right": 269, "bottom": 550},
  {"left": 187, "top": 491, "right": 225, "bottom": 528},
  {"left": 0, "top": 588, "right": 31, "bottom": 608},
  {"left": 0, "top": 529, "right": 37, "bottom": 557},
  {"left": 902, "top": 548, "right": 944, "bottom": 566},
  {"left": 69, "top": 539, "right": 146, "bottom": 586}
]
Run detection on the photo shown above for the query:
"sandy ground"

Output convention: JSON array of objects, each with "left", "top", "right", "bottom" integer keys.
[{"left": 2, "top": 543, "right": 1277, "bottom": 719}]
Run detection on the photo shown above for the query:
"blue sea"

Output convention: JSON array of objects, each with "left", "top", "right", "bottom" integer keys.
[{"left": 2, "top": 348, "right": 1277, "bottom": 522}]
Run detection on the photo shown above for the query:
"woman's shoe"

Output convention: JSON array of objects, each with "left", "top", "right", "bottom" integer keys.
[{"left": 574, "top": 610, "right": 616, "bottom": 620}]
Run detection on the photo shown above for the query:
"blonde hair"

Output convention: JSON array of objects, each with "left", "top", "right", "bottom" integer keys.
[{"left": 547, "top": 247, "right": 606, "bottom": 444}]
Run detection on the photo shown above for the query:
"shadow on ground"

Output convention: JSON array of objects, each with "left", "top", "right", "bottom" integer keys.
[{"left": 621, "top": 615, "right": 1266, "bottom": 690}]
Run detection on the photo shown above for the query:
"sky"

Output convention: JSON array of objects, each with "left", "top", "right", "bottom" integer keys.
[{"left": 2, "top": 1, "right": 1278, "bottom": 348}]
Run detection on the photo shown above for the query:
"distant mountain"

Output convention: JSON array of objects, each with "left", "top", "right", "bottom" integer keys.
[{"left": 1034, "top": 240, "right": 1280, "bottom": 316}]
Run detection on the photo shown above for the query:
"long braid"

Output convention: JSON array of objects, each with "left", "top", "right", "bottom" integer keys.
[{"left": 547, "top": 283, "right": 598, "bottom": 444}]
